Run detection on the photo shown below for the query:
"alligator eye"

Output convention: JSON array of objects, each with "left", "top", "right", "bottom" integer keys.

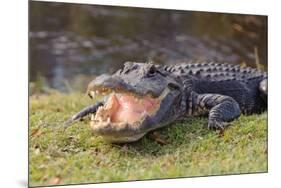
[{"left": 148, "top": 67, "right": 157, "bottom": 76}]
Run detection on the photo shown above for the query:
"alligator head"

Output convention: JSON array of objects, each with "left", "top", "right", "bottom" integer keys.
[{"left": 70, "top": 62, "right": 185, "bottom": 143}]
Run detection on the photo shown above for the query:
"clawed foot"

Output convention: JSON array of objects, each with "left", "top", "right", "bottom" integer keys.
[{"left": 207, "top": 119, "right": 228, "bottom": 130}]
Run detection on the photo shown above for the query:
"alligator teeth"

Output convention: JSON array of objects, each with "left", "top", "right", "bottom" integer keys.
[
  {"left": 97, "top": 106, "right": 103, "bottom": 111},
  {"left": 141, "top": 111, "right": 148, "bottom": 117},
  {"left": 91, "top": 114, "right": 95, "bottom": 121},
  {"left": 98, "top": 117, "right": 103, "bottom": 122},
  {"left": 90, "top": 91, "right": 96, "bottom": 98},
  {"left": 103, "top": 95, "right": 110, "bottom": 103},
  {"left": 107, "top": 117, "right": 111, "bottom": 123}
]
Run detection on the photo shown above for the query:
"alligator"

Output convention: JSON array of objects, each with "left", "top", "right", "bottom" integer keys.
[{"left": 65, "top": 61, "right": 267, "bottom": 143}]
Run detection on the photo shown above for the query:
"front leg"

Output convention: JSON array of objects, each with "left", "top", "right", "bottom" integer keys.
[
  {"left": 64, "top": 102, "right": 103, "bottom": 128},
  {"left": 192, "top": 93, "right": 241, "bottom": 130}
]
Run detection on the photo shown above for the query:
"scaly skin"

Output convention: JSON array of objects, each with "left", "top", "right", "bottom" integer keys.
[
  {"left": 65, "top": 61, "right": 267, "bottom": 142},
  {"left": 160, "top": 62, "right": 267, "bottom": 114}
]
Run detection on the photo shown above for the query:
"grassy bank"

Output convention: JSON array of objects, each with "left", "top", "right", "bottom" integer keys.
[{"left": 29, "top": 92, "right": 267, "bottom": 187}]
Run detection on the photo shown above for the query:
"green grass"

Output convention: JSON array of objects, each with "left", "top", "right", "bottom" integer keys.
[{"left": 29, "top": 92, "right": 267, "bottom": 187}]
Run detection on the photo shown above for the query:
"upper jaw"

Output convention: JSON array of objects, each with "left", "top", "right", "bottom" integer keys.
[
  {"left": 87, "top": 74, "right": 164, "bottom": 98},
  {"left": 87, "top": 74, "right": 138, "bottom": 97}
]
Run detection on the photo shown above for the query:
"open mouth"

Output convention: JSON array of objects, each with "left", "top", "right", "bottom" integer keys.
[{"left": 89, "top": 88, "right": 161, "bottom": 131}]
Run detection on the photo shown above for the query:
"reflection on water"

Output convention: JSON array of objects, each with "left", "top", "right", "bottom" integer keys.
[{"left": 29, "top": 1, "right": 267, "bottom": 92}]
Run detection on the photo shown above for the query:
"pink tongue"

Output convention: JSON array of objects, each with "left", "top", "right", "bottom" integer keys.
[{"left": 109, "top": 94, "right": 158, "bottom": 124}]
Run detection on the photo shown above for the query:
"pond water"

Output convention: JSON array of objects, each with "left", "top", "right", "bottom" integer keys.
[{"left": 29, "top": 1, "right": 267, "bottom": 92}]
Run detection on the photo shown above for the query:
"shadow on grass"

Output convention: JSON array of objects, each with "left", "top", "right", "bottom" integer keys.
[{"left": 110, "top": 117, "right": 213, "bottom": 157}]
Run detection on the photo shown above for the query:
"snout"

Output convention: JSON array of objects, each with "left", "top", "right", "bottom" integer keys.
[{"left": 87, "top": 74, "right": 134, "bottom": 95}]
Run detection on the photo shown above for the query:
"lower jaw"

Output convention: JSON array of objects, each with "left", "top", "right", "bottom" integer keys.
[
  {"left": 89, "top": 120, "right": 142, "bottom": 143},
  {"left": 90, "top": 116, "right": 150, "bottom": 143}
]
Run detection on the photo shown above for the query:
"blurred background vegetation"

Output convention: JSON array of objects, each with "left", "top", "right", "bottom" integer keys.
[{"left": 29, "top": 1, "right": 267, "bottom": 94}]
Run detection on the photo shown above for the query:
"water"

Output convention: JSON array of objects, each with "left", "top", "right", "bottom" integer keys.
[{"left": 29, "top": 1, "right": 267, "bottom": 92}]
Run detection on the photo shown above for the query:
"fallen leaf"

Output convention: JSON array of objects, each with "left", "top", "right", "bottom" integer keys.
[
  {"left": 49, "top": 176, "right": 61, "bottom": 185},
  {"left": 149, "top": 132, "right": 169, "bottom": 145},
  {"left": 218, "top": 128, "right": 225, "bottom": 137},
  {"left": 30, "top": 128, "right": 43, "bottom": 138},
  {"left": 248, "top": 133, "right": 253, "bottom": 140}
]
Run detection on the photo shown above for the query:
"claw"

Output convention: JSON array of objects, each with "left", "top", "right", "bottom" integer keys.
[{"left": 207, "top": 120, "right": 227, "bottom": 130}]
